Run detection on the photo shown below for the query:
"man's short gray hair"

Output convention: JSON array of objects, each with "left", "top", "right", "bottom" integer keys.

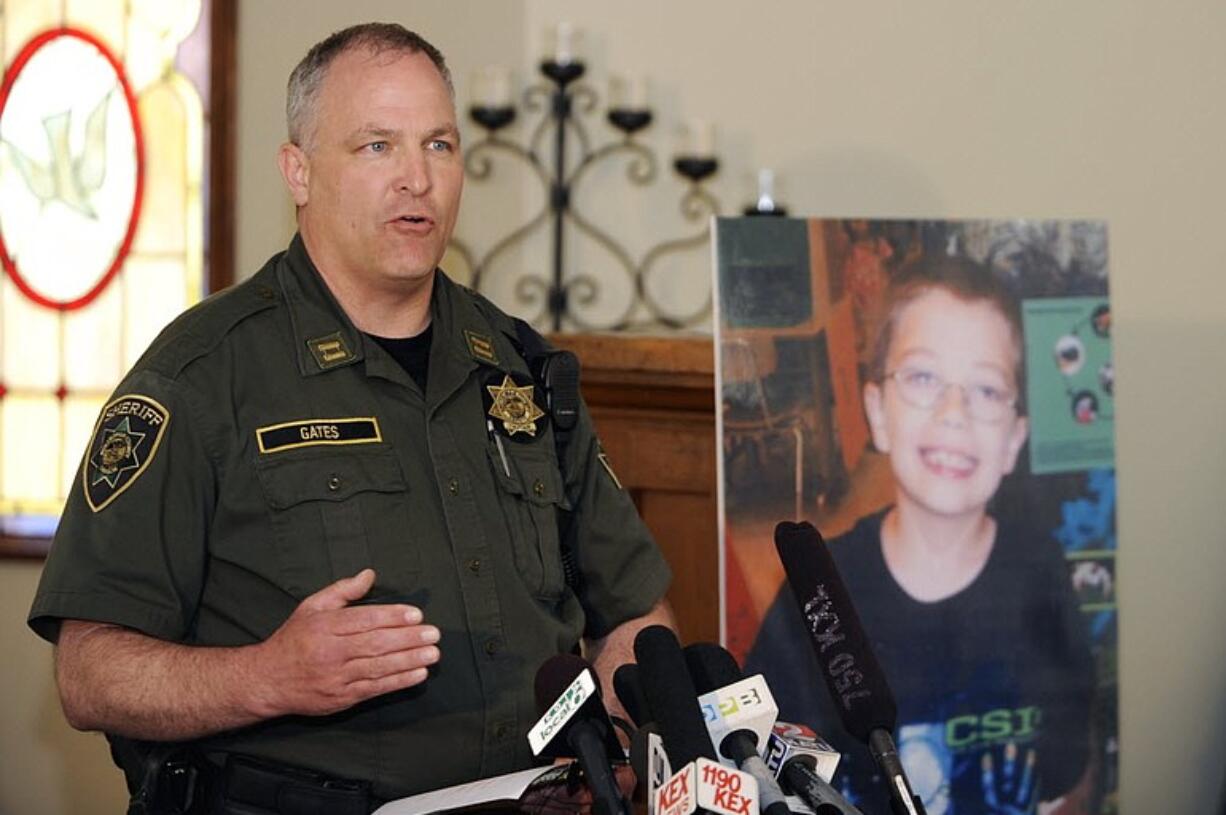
[{"left": 287, "top": 22, "right": 452, "bottom": 149}]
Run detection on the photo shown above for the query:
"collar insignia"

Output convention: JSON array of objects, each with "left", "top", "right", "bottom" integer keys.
[
  {"left": 465, "top": 330, "right": 500, "bottom": 366},
  {"left": 84, "top": 394, "right": 170, "bottom": 512},
  {"left": 486, "top": 374, "right": 545, "bottom": 437},
  {"left": 306, "top": 331, "right": 354, "bottom": 370}
]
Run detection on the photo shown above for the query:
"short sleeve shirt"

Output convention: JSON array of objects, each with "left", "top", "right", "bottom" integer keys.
[{"left": 29, "top": 235, "right": 672, "bottom": 799}]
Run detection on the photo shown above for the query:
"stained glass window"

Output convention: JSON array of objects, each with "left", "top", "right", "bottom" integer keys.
[{"left": 0, "top": 0, "right": 210, "bottom": 537}]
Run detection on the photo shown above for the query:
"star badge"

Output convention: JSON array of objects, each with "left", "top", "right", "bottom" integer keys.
[{"left": 486, "top": 374, "right": 545, "bottom": 436}]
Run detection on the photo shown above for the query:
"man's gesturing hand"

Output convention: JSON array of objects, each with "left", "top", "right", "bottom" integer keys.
[{"left": 254, "top": 569, "right": 440, "bottom": 717}]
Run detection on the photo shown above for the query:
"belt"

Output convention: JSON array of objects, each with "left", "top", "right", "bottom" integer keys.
[{"left": 213, "top": 753, "right": 381, "bottom": 815}]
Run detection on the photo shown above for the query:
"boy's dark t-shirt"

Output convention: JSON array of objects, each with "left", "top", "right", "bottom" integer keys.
[{"left": 746, "top": 510, "right": 1094, "bottom": 814}]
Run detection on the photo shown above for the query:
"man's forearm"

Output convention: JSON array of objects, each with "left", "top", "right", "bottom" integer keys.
[
  {"left": 56, "top": 620, "right": 274, "bottom": 741},
  {"left": 54, "top": 571, "right": 442, "bottom": 742}
]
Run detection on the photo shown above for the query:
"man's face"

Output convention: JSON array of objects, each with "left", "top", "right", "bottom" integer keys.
[
  {"left": 286, "top": 47, "right": 463, "bottom": 294},
  {"left": 863, "top": 289, "right": 1029, "bottom": 521}
]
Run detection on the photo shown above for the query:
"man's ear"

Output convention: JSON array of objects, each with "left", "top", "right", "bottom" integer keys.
[
  {"left": 277, "top": 142, "right": 310, "bottom": 207},
  {"left": 864, "top": 381, "right": 891, "bottom": 454}
]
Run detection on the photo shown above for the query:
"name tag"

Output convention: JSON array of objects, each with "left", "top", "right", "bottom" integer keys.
[{"left": 256, "top": 417, "right": 382, "bottom": 454}]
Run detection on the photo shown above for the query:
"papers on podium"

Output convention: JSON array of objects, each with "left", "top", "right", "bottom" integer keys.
[{"left": 373, "top": 764, "right": 571, "bottom": 814}]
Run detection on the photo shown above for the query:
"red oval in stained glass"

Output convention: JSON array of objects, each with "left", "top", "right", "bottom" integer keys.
[{"left": 0, "top": 27, "right": 145, "bottom": 311}]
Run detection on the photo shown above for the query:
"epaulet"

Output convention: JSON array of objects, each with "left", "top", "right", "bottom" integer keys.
[
  {"left": 465, "top": 287, "right": 553, "bottom": 357},
  {"left": 135, "top": 258, "right": 283, "bottom": 380}
]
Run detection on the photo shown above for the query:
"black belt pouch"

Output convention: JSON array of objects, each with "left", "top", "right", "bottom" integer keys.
[{"left": 219, "top": 754, "right": 371, "bottom": 815}]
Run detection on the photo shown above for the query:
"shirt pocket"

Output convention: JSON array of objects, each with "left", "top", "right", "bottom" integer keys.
[
  {"left": 255, "top": 449, "right": 417, "bottom": 597},
  {"left": 487, "top": 441, "right": 572, "bottom": 601}
]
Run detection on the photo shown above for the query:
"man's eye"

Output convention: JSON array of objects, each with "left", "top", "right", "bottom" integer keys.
[
  {"left": 366, "top": 141, "right": 388, "bottom": 153},
  {"left": 428, "top": 139, "right": 453, "bottom": 153}
]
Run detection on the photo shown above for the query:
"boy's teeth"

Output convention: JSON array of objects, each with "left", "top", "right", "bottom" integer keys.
[{"left": 923, "top": 449, "right": 973, "bottom": 469}]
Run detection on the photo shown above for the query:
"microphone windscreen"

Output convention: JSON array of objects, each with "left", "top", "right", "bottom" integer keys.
[
  {"left": 534, "top": 652, "right": 596, "bottom": 714},
  {"left": 613, "top": 663, "right": 651, "bottom": 727},
  {"left": 774, "top": 521, "right": 897, "bottom": 743},
  {"left": 633, "top": 625, "right": 718, "bottom": 766},
  {"left": 683, "top": 641, "right": 743, "bottom": 694}
]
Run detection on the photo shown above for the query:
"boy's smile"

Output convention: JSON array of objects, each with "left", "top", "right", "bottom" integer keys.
[{"left": 864, "top": 288, "right": 1029, "bottom": 521}]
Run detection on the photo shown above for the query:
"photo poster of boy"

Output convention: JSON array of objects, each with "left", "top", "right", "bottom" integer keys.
[{"left": 713, "top": 218, "right": 1118, "bottom": 815}]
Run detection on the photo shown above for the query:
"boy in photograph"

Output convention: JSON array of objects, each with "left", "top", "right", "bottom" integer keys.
[{"left": 747, "top": 255, "right": 1096, "bottom": 814}]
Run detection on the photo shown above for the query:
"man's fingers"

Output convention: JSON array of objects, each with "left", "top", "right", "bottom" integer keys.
[
  {"left": 345, "top": 645, "right": 440, "bottom": 682},
  {"left": 346, "top": 666, "right": 431, "bottom": 700},
  {"left": 299, "top": 568, "right": 377, "bottom": 612},
  {"left": 346, "top": 624, "right": 440, "bottom": 657},
  {"left": 331, "top": 603, "right": 424, "bottom": 635}
]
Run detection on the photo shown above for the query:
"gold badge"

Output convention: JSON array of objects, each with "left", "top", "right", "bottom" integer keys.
[{"left": 486, "top": 374, "right": 545, "bottom": 436}]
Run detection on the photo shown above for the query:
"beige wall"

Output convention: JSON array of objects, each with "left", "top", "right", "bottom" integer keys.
[{"left": 4, "top": 1, "right": 1225, "bottom": 812}]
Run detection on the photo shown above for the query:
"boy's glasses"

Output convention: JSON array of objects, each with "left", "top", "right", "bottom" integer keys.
[{"left": 885, "top": 366, "right": 1017, "bottom": 423}]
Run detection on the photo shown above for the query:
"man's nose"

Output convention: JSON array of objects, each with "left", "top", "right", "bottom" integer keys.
[{"left": 396, "top": 150, "right": 432, "bottom": 196}]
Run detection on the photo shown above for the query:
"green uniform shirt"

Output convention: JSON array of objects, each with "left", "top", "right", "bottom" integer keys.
[{"left": 29, "top": 235, "right": 671, "bottom": 799}]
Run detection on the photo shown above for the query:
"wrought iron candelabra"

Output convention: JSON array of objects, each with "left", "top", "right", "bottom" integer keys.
[{"left": 448, "top": 57, "right": 722, "bottom": 332}]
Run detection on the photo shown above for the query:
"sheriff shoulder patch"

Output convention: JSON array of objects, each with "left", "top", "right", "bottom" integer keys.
[{"left": 83, "top": 394, "right": 170, "bottom": 512}]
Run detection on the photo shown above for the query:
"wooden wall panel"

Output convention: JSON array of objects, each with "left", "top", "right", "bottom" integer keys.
[{"left": 551, "top": 334, "right": 719, "bottom": 644}]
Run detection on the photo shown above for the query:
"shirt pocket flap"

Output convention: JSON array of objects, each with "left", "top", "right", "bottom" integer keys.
[
  {"left": 509, "top": 448, "right": 571, "bottom": 510},
  {"left": 257, "top": 451, "right": 407, "bottom": 509}
]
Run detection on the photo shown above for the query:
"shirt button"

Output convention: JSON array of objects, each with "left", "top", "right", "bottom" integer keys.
[
  {"left": 484, "top": 638, "right": 501, "bottom": 657},
  {"left": 448, "top": 478, "right": 460, "bottom": 495},
  {"left": 494, "top": 724, "right": 510, "bottom": 740},
  {"left": 532, "top": 479, "right": 545, "bottom": 497},
  {"left": 467, "top": 558, "right": 482, "bottom": 573},
  {"left": 327, "top": 475, "right": 342, "bottom": 491}
]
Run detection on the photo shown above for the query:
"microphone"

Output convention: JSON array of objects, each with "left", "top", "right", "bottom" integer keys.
[
  {"left": 614, "top": 662, "right": 670, "bottom": 805},
  {"left": 774, "top": 521, "right": 927, "bottom": 815},
  {"left": 614, "top": 662, "right": 653, "bottom": 728},
  {"left": 529, "top": 653, "right": 631, "bottom": 815},
  {"left": 683, "top": 643, "right": 791, "bottom": 815},
  {"left": 633, "top": 626, "right": 718, "bottom": 769},
  {"left": 764, "top": 722, "right": 861, "bottom": 815}
]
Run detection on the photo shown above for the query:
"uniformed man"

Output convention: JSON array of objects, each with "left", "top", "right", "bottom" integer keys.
[{"left": 29, "top": 22, "right": 673, "bottom": 812}]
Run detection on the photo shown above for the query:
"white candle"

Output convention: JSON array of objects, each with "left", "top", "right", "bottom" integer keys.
[
  {"left": 756, "top": 168, "right": 777, "bottom": 210},
  {"left": 474, "top": 66, "right": 513, "bottom": 108},
  {"left": 547, "top": 22, "right": 579, "bottom": 65},
  {"left": 685, "top": 119, "right": 715, "bottom": 158},
  {"left": 609, "top": 76, "right": 649, "bottom": 111}
]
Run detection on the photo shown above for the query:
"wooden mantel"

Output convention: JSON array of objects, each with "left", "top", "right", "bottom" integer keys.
[{"left": 550, "top": 333, "right": 719, "bottom": 644}]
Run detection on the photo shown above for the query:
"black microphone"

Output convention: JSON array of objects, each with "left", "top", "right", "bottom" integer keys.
[
  {"left": 613, "top": 662, "right": 666, "bottom": 803},
  {"left": 774, "top": 521, "right": 927, "bottom": 815},
  {"left": 613, "top": 662, "right": 652, "bottom": 728},
  {"left": 531, "top": 653, "right": 630, "bottom": 815},
  {"left": 683, "top": 642, "right": 793, "bottom": 815},
  {"left": 632, "top": 625, "right": 718, "bottom": 769}
]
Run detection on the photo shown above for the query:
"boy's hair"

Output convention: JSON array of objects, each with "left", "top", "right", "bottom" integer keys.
[
  {"left": 867, "top": 253, "right": 1025, "bottom": 401},
  {"left": 287, "top": 23, "right": 452, "bottom": 150}
]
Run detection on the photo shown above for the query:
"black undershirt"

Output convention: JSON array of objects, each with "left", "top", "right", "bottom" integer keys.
[{"left": 368, "top": 324, "right": 433, "bottom": 393}]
